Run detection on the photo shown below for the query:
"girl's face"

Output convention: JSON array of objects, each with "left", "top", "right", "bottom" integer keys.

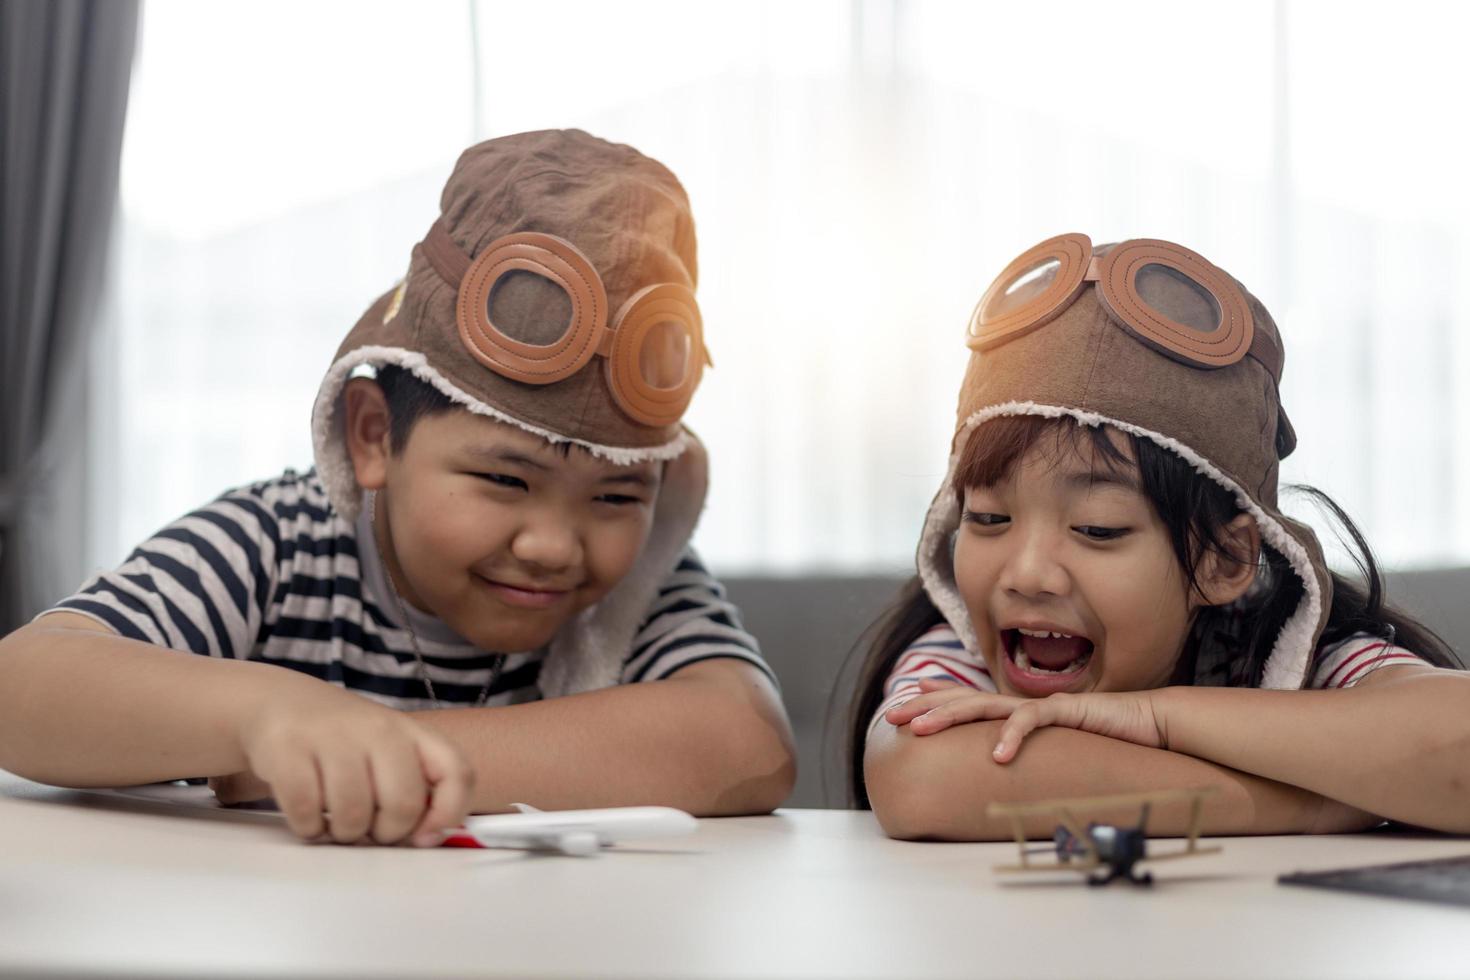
[{"left": 953, "top": 427, "right": 1200, "bottom": 698}]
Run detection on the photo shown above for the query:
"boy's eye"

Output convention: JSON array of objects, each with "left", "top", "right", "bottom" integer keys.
[
  {"left": 472, "top": 472, "right": 527, "bottom": 491},
  {"left": 1075, "top": 525, "right": 1129, "bottom": 541},
  {"left": 962, "top": 511, "right": 1009, "bottom": 527},
  {"left": 596, "top": 493, "right": 645, "bottom": 507}
]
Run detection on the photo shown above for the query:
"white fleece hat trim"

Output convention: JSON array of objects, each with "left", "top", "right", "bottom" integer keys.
[
  {"left": 311, "top": 345, "right": 691, "bottom": 522},
  {"left": 916, "top": 400, "right": 1322, "bottom": 691}
]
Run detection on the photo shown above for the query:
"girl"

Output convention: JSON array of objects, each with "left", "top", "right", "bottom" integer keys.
[{"left": 851, "top": 234, "right": 1470, "bottom": 841}]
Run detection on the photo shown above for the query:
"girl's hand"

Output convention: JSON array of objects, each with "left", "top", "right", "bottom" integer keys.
[
  {"left": 884, "top": 679, "right": 1167, "bottom": 763},
  {"left": 235, "top": 687, "right": 474, "bottom": 847}
]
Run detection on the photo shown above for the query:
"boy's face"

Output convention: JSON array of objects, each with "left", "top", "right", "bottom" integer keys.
[
  {"left": 952, "top": 431, "right": 1197, "bottom": 699},
  {"left": 375, "top": 410, "right": 661, "bottom": 653}
]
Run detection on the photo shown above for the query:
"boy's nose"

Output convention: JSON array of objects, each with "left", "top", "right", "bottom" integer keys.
[
  {"left": 998, "top": 529, "right": 1070, "bottom": 599},
  {"left": 509, "top": 514, "right": 582, "bottom": 573}
]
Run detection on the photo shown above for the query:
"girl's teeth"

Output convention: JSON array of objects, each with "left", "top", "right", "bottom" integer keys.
[{"left": 1012, "top": 646, "right": 1088, "bottom": 676}]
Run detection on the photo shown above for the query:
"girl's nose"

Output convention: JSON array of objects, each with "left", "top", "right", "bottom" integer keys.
[
  {"left": 998, "top": 528, "right": 1070, "bottom": 599},
  {"left": 509, "top": 512, "right": 582, "bottom": 572}
]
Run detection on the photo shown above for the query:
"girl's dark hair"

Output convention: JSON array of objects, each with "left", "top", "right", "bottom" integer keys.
[
  {"left": 846, "top": 415, "right": 1460, "bottom": 808},
  {"left": 373, "top": 365, "right": 456, "bottom": 452}
]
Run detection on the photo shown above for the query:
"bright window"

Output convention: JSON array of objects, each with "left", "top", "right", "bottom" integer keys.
[{"left": 95, "top": 0, "right": 1470, "bottom": 578}]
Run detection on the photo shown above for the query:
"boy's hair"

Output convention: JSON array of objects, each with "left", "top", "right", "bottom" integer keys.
[
  {"left": 373, "top": 364, "right": 577, "bottom": 458},
  {"left": 374, "top": 365, "right": 456, "bottom": 453},
  {"left": 843, "top": 414, "right": 1460, "bottom": 808}
]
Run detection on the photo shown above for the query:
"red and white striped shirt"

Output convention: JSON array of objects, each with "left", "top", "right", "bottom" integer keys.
[
  {"left": 873, "top": 624, "right": 1426, "bottom": 728},
  {"left": 874, "top": 625, "right": 998, "bottom": 724},
  {"left": 1309, "top": 635, "right": 1426, "bottom": 689}
]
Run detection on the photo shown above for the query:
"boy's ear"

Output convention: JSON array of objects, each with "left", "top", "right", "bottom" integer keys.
[
  {"left": 1194, "top": 513, "right": 1262, "bottom": 608},
  {"left": 343, "top": 377, "right": 393, "bottom": 490}
]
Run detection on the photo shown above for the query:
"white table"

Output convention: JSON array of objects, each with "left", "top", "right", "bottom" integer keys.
[{"left": 2, "top": 771, "right": 1468, "bottom": 978}]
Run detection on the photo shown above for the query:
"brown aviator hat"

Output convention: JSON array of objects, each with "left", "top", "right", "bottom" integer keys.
[{"left": 917, "top": 234, "right": 1331, "bottom": 690}]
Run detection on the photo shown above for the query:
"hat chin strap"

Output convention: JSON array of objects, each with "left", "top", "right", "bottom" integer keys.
[{"left": 916, "top": 401, "right": 1325, "bottom": 691}]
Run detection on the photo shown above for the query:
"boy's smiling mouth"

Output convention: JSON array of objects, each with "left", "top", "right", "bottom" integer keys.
[
  {"left": 998, "top": 625, "right": 1094, "bottom": 695},
  {"left": 475, "top": 574, "right": 576, "bottom": 610}
]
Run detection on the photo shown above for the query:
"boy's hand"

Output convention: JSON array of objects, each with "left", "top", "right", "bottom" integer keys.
[
  {"left": 209, "top": 769, "right": 272, "bottom": 805},
  {"left": 885, "top": 679, "right": 1167, "bottom": 763},
  {"left": 235, "top": 689, "right": 474, "bottom": 846}
]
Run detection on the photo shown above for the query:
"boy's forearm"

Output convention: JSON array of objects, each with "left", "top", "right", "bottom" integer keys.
[
  {"left": 1156, "top": 671, "right": 1470, "bottom": 832},
  {"left": 864, "top": 720, "right": 1371, "bottom": 841},
  {"left": 0, "top": 621, "right": 293, "bottom": 785},
  {"left": 414, "top": 661, "right": 795, "bottom": 816}
]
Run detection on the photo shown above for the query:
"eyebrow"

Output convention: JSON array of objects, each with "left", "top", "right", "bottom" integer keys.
[
  {"left": 1060, "top": 468, "right": 1141, "bottom": 494},
  {"left": 598, "top": 471, "right": 655, "bottom": 488},
  {"left": 463, "top": 446, "right": 656, "bottom": 486},
  {"left": 465, "top": 447, "right": 551, "bottom": 471}
]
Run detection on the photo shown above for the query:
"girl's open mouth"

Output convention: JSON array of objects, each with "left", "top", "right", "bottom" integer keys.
[{"left": 1000, "top": 628, "right": 1094, "bottom": 692}]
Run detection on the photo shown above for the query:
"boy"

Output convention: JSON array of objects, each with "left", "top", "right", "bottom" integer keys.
[{"left": 0, "top": 130, "right": 795, "bottom": 846}]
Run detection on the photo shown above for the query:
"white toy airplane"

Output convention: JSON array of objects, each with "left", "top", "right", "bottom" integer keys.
[{"left": 445, "top": 803, "right": 697, "bottom": 856}]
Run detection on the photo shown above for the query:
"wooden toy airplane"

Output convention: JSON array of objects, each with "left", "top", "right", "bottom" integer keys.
[
  {"left": 986, "top": 787, "right": 1220, "bottom": 886},
  {"left": 444, "top": 803, "right": 697, "bottom": 856}
]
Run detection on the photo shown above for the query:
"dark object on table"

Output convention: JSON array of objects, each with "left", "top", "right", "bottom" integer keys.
[{"left": 1279, "top": 854, "right": 1470, "bottom": 907}]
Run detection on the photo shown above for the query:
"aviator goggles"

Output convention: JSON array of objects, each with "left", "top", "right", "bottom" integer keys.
[
  {"left": 419, "top": 219, "right": 710, "bottom": 428},
  {"left": 967, "top": 233, "right": 1283, "bottom": 382}
]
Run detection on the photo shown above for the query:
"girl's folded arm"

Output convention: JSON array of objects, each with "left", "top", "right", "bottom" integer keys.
[
  {"left": 1155, "top": 664, "right": 1470, "bottom": 833},
  {"left": 863, "top": 716, "right": 1373, "bottom": 842}
]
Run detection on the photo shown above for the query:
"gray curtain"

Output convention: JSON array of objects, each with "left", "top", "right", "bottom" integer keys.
[{"left": 0, "top": 0, "right": 139, "bottom": 631}]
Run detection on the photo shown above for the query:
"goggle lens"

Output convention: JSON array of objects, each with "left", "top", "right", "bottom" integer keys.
[
  {"left": 486, "top": 269, "right": 574, "bottom": 347},
  {"left": 1133, "top": 262, "right": 1222, "bottom": 336},
  {"left": 638, "top": 320, "right": 692, "bottom": 390},
  {"left": 987, "top": 256, "right": 1062, "bottom": 321}
]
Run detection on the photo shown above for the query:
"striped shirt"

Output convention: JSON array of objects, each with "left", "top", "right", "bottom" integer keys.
[
  {"left": 49, "top": 469, "right": 772, "bottom": 709},
  {"left": 873, "top": 623, "right": 1427, "bottom": 726}
]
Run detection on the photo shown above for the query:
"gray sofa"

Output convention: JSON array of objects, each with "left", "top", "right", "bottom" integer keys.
[{"left": 725, "top": 568, "right": 1470, "bottom": 809}]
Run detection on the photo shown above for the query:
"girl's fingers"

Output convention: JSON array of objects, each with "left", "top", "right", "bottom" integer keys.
[
  {"left": 992, "top": 695, "right": 1078, "bottom": 763},
  {"left": 368, "top": 738, "right": 430, "bottom": 845},
  {"left": 909, "top": 695, "right": 1020, "bottom": 735},
  {"left": 320, "top": 750, "right": 375, "bottom": 844},
  {"left": 992, "top": 706, "right": 1044, "bottom": 763},
  {"left": 916, "top": 677, "right": 963, "bottom": 692},
  {"left": 409, "top": 735, "right": 474, "bottom": 848},
  {"left": 884, "top": 686, "right": 976, "bottom": 724}
]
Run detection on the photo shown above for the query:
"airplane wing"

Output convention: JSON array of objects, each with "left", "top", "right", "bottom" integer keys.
[
  {"left": 453, "top": 805, "right": 697, "bottom": 856},
  {"left": 987, "top": 787, "right": 1221, "bottom": 874}
]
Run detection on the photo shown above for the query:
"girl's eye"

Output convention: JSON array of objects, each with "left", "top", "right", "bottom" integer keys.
[
  {"left": 473, "top": 472, "right": 527, "bottom": 491},
  {"left": 1075, "top": 525, "right": 1129, "bottom": 541},
  {"left": 962, "top": 511, "right": 1009, "bottom": 527}
]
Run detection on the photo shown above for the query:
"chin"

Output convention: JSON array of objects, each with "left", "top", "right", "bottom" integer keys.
[
  {"left": 434, "top": 604, "right": 552, "bottom": 653},
  {"left": 471, "top": 623, "right": 561, "bottom": 653}
]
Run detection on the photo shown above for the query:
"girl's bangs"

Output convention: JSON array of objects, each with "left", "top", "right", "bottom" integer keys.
[{"left": 952, "top": 414, "right": 1131, "bottom": 498}]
